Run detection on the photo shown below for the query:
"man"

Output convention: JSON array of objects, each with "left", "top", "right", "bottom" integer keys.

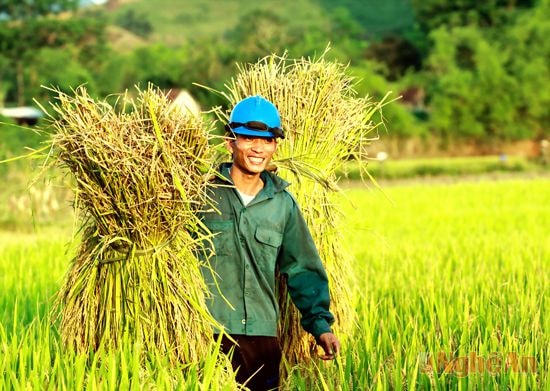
[{"left": 199, "top": 95, "right": 340, "bottom": 390}]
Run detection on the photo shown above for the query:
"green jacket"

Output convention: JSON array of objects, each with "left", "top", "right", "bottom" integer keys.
[{"left": 199, "top": 163, "right": 334, "bottom": 338}]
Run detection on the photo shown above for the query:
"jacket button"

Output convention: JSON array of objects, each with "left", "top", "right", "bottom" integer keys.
[{"left": 241, "top": 319, "right": 246, "bottom": 324}]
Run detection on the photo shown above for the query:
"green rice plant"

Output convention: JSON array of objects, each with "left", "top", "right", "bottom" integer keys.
[
  {"left": 1, "top": 178, "right": 547, "bottom": 389},
  {"left": 0, "top": 229, "right": 240, "bottom": 390},
  {"left": 0, "top": 317, "right": 239, "bottom": 390},
  {"left": 41, "top": 85, "right": 231, "bottom": 372},
  {"left": 330, "top": 179, "right": 549, "bottom": 390},
  {"left": 207, "top": 50, "right": 391, "bottom": 371}
]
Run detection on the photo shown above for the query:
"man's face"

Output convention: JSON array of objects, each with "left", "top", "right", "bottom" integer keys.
[{"left": 227, "top": 135, "right": 277, "bottom": 175}]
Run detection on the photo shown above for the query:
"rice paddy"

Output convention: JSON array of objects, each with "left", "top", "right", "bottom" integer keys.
[{"left": 1, "top": 177, "right": 547, "bottom": 390}]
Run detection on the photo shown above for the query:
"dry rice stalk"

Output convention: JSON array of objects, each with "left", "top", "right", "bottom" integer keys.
[
  {"left": 211, "top": 51, "right": 388, "bottom": 370},
  {"left": 46, "top": 85, "right": 223, "bottom": 365}
]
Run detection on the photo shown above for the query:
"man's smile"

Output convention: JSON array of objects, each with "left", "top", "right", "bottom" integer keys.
[{"left": 248, "top": 156, "right": 265, "bottom": 165}]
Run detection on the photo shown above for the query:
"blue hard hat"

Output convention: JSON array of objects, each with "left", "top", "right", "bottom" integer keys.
[{"left": 226, "top": 95, "right": 284, "bottom": 139}]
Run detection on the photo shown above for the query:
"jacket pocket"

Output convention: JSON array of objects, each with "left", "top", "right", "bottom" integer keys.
[
  {"left": 255, "top": 227, "right": 283, "bottom": 248},
  {"left": 204, "top": 219, "right": 233, "bottom": 256},
  {"left": 254, "top": 227, "right": 283, "bottom": 272}
]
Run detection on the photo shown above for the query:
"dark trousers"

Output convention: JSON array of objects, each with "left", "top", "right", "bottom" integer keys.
[{"left": 217, "top": 334, "right": 282, "bottom": 391}]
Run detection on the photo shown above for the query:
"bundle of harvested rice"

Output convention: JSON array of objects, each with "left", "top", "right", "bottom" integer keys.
[
  {"left": 46, "top": 85, "right": 223, "bottom": 364},
  {"left": 211, "top": 51, "right": 388, "bottom": 370}
]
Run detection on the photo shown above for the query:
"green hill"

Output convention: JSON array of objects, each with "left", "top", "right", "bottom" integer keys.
[{"left": 101, "top": 0, "right": 415, "bottom": 47}]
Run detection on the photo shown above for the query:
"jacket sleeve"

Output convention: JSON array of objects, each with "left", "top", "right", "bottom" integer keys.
[{"left": 277, "top": 197, "right": 335, "bottom": 339}]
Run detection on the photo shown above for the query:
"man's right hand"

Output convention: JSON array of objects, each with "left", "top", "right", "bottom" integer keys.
[{"left": 317, "top": 332, "right": 340, "bottom": 360}]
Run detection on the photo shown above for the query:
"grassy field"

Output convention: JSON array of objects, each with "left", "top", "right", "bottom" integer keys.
[
  {"left": 1, "top": 178, "right": 548, "bottom": 389},
  {"left": 334, "top": 178, "right": 548, "bottom": 389}
]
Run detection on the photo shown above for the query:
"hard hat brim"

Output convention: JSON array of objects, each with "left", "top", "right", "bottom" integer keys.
[{"left": 231, "top": 127, "right": 276, "bottom": 139}]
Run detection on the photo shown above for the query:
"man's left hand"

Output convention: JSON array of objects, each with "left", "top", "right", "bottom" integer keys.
[{"left": 317, "top": 332, "right": 340, "bottom": 360}]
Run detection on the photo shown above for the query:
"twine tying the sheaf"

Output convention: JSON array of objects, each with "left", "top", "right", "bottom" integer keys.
[{"left": 98, "top": 235, "right": 177, "bottom": 264}]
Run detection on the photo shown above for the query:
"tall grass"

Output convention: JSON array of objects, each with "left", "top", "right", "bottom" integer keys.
[{"left": 1, "top": 178, "right": 547, "bottom": 389}]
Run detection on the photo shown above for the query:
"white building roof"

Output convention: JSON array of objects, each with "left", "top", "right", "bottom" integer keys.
[{"left": 0, "top": 106, "right": 44, "bottom": 119}]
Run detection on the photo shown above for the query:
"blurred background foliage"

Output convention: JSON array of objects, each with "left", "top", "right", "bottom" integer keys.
[
  {"left": 1, "top": 0, "right": 549, "bottom": 231},
  {"left": 0, "top": 0, "right": 549, "bottom": 156}
]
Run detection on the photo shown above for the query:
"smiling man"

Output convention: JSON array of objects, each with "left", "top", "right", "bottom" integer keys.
[{"left": 199, "top": 96, "right": 340, "bottom": 390}]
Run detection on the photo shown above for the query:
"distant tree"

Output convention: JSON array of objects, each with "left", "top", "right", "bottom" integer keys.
[
  {"left": 424, "top": 16, "right": 549, "bottom": 141},
  {"left": 425, "top": 27, "right": 506, "bottom": 139},
  {"left": 0, "top": 1, "right": 107, "bottom": 105},
  {"left": 31, "top": 47, "right": 98, "bottom": 102},
  {"left": 0, "top": 0, "right": 79, "bottom": 19},
  {"left": 410, "top": 0, "right": 549, "bottom": 141},
  {"left": 411, "top": 0, "right": 537, "bottom": 31},
  {"left": 364, "top": 35, "right": 422, "bottom": 80},
  {"left": 115, "top": 9, "right": 153, "bottom": 39},
  {"left": 307, "top": 6, "right": 422, "bottom": 81},
  {"left": 350, "top": 60, "right": 428, "bottom": 139},
  {"left": 0, "top": 54, "right": 11, "bottom": 105},
  {"left": 329, "top": 6, "right": 364, "bottom": 39},
  {"left": 119, "top": 40, "right": 234, "bottom": 110},
  {"left": 127, "top": 44, "right": 187, "bottom": 88},
  {"left": 503, "top": 0, "right": 550, "bottom": 137},
  {"left": 316, "top": 0, "right": 415, "bottom": 38},
  {"left": 224, "top": 9, "right": 292, "bottom": 63},
  {"left": 93, "top": 51, "right": 131, "bottom": 96}
]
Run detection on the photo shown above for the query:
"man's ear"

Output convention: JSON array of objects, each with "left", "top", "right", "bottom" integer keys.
[{"left": 225, "top": 138, "right": 235, "bottom": 154}]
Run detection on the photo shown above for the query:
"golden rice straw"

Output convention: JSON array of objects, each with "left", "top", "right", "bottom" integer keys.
[{"left": 45, "top": 85, "right": 228, "bottom": 368}]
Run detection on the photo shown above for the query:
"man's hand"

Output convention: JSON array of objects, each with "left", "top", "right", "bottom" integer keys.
[{"left": 317, "top": 332, "right": 340, "bottom": 360}]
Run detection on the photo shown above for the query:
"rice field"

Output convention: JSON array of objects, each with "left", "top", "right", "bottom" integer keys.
[{"left": 1, "top": 177, "right": 548, "bottom": 390}]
